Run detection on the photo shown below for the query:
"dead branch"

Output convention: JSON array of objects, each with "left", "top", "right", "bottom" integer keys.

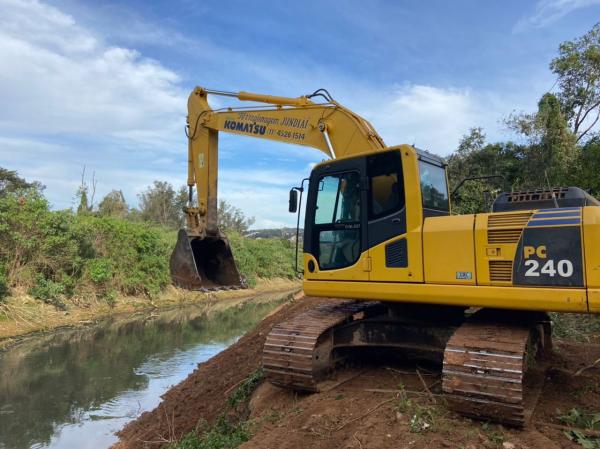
[
  {"left": 416, "top": 368, "right": 437, "bottom": 404},
  {"left": 323, "top": 369, "right": 368, "bottom": 392},
  {"left": 335, "top": 398, "right": 395, "bottom": 431},
  {"left": 363, "top": 388, "right": 444, "bottom": 398},
  {"left": 574, "top": 358, "right": 600, "bottom": 376}
]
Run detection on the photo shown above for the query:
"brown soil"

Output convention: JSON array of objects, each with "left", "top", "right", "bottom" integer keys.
[
  {"left": 114, "top": 297, "right": 600, "bottom": 449},
  {"left": 113, "top": 292, "right": 329, "bottom": 448}
]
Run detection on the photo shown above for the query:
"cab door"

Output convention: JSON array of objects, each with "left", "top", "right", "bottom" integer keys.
[
  {"left": 303, "top": 157, "right": 370, "bottom": 281},
  {"left": 367, "top": 149, "right": 423, "bottom": 283}
]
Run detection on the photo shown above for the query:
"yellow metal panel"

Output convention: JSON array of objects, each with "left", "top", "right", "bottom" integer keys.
[
  {"left": 423, "top": 214, "right": 476, "bottom": 284},
  {"left": 367, "top": 145, "right": 424, "bottom": 283},
  {"left": 369, "top": 232, "right": 420, "bottom": 282},
  {"left": 303, "top": 252, "right": 370, "bottom": 281},
  {"left": 583, "top": 206, "right": 600, "bottom": 289},
  {"left": 588, "top": 289, "right": 600, "bottom": 313},
  {"left": 474, "top": 211, "right": 529, "bottom": 285},
  {"left": 474, "top": 213, "right": 490, "bottom": 284},
  {"left": 303, "top": 280, "right": 589, "bottom": 313}
]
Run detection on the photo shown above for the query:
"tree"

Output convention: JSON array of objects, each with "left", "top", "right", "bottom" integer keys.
[
  {"left": 550, "top": 22, "right": 600, "bottom": 142},
  {"left": 0, "top": 167, "right": 43, "bottom": 195},
  {"left": 447, "top": 129, "right": 523, "bottom": 214},
  {"left": 75, "top": 166, "right": 96, "bottom": 215},
  {"left": 138, "top": 181, "right": 182, "bottom": 228},
  {"left": 218, "top": 199, "right": 255, "bottom": 233},
  {"left": 505, "top": 93, "right": 577, "bottom": 187},
  {"left": 535, "top": 93, "right": 578, "bottom": 185},
  {"left": 98, "top": 190, "right": 128, "bottom": 218}
]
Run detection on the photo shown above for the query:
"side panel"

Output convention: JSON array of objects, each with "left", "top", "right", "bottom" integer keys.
[
  {"left": 303, "top": 280, "right": 588, "bottom": 313},
  {"left": 303, "top": 251, "right": 371, "bottom": 281},
  {"left": 583, "top": 206, "right": 600, "bottom": 312},
  {"left": 474, "top": 211, "right": 527, "bottom": 286},
  {"left": 423, "top": 214, "right": 476, "bottom": 284},
  {"left": 512, "top": 208, "right": 584, "bottom": 288}
]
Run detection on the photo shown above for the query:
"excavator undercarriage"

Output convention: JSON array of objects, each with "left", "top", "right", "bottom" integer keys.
[{"left": 263, "top": 300, "right": 551, "bottom": 427}]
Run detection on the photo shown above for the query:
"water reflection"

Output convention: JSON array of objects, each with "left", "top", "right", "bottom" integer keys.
[{"left": 0, "top": 291, "right": 295, "bottom": 449}]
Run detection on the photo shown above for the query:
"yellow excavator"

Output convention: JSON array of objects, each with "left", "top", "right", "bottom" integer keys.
[{"left": 171, "top": 86, "right": 600, "bottom": 427}]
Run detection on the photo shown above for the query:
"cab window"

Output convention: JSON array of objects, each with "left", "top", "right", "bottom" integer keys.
[
  {"left": 314, "top": 172, "right": 361, "bottom": 270},
  {"left": 368, "top": 151, "right": 404, "bottom": 219},
  {"left": 419, "top": 160, "right": 449, "bottom": 211}
]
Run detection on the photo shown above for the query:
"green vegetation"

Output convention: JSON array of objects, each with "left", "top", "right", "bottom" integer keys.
[
  {"left": 229, "top": 233, "right": 296, "bottom": 287},
  {"left": 0, "top": 177, "right": 296, "bottom": 309},
  {"left": 175, "top": 417, "right": 251, "bottom": 449},
  {"left": 227, "top": 368, "right": 264, "bottom": 408},
  {"left": 0, "top": 188, "right": 172, "bottom": 304},
  {"left": 550, "top": 312, "right": 600, "bottom": 342},
  {"left": 558, "top": 408, "right": 600, "bottom": 448},
  {"left": 450, "top": 23, "right": 600, "bottom": 214},
  {"left": 169, "top": 369, "right": 265, "bottom": 449}
]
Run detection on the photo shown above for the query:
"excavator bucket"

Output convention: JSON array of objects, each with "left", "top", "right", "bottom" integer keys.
[{"left": 170, "top": 229, "right": 243, "bottom": 290}]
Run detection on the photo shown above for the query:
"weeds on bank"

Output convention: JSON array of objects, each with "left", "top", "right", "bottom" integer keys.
[
  {"left": 228, "top": 369, "right": 264, "bottom": 408},
  {"left": 0, "top": 190, "right": 298, "bottom": 311},
  {"left": 558, "top": 408, "right": 600, "bottom": 448},
  {"left": 394, "top": 382, "right": 441, "bottom": 433},
  {"left": 174, "top": 416, "right": 252, "bottom": 449},
  {"left": 480, "top": 422, "right": 505, "bottom": 446},
  {"left": 550, "top": 313, "right": 600, "bottom": 342},
  {"left": 168, "top": 369, "right": 264, "bottom": 449}
]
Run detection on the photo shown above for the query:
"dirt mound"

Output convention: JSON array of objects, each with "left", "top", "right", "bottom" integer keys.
[
  {"left": 242, "top": 342, "right": 600, "bottom": 449},
  {"left": 115, "top": 297, "right": 600, "bottom": 449},
  {"left": 113, "top": 293, "right": 328, "bottom": 448}
]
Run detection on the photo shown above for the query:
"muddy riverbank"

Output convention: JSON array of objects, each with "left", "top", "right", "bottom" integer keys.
[
  {"left": 114, "top": 296, "right": 600, "bottom": 449},
  {"left": 0, "top": 278, "right": 300, "bottom": 349}
]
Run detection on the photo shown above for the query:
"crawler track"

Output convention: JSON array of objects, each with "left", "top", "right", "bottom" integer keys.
[
  {"left": 263, "top": 300, "right": 381, "bottom": 391},
  {"left": 264, "top": 300, "right": 551, "bottom": 427},
  {"left": 442, "top": 314, "right": 550, "bottom": 426}
]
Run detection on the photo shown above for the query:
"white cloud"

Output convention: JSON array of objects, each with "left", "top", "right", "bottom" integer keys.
[
  {"left": 360, "top": 84, "right": 514, "bottom": 156},
  {"left": 514, "top": 0, "right": 600, "bottom": 32},
  {"left": 0, "top": 0, "right": 549, "bottom": 229},
  {"left": 0, "top": 0, "right": 185, "bottom": 146}
]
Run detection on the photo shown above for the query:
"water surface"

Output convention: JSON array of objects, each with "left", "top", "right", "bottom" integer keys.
[{"left": 0, "top": 291, "right": 294, "bottom": 449}]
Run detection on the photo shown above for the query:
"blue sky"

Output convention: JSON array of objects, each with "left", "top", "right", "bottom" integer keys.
[{"left": 1, "top": 0, "right": 599, "bottom": 227}]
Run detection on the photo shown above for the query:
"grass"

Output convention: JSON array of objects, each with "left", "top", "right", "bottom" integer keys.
[
  {"left": 393, "top": 383, "right": 443, "bottom": 434},
  {"left": 173, "top": 416, "right": 252, "bottom": 449},
  {"left": 480, "top": 422, "right": 506, "bottom": 446},
  {"left": 558, "top": 408, "right": 600, "bottom": 448},
  {"left": 551, "top": 313, "right": 600, "bottom": 342},
  {"left": 168, "top": 369, "right": 265, "bottom": 449},
  {"left": 227, "top": 369, "right": 264, "bottom": 408}
]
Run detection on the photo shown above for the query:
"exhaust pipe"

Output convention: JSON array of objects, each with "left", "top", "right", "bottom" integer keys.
[{"left": 170, "top": 229, "right": 243, "bottom": 290}]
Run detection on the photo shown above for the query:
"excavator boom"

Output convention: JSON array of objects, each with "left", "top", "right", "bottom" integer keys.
[{"left": 170, "top": 87, "right": 385, "bottom": 290}]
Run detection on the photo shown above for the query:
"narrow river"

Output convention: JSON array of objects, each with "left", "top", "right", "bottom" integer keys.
[{"left": 0, "top": 290, "right": 296, "bottom": 449}]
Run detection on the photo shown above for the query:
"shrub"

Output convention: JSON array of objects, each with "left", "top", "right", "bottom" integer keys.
[
  {"left": 28, "top": 275, "right": 66, "bottom": 310},
  {"left": 0, "top": 264, "right": 8, "bottom": 301},
  {"left": 228, "top": 233, "right": 297, "bottom": 287},
  {"left": 87, "top": 258, "right": 113, "bottom": 285},
  {"left": 0, "top": 189, "right": 296, "bottom": 305}
]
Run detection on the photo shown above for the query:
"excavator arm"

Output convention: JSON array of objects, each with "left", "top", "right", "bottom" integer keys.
[{"left": 171, "top": 86, "right": 386, "bottom": 290}]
